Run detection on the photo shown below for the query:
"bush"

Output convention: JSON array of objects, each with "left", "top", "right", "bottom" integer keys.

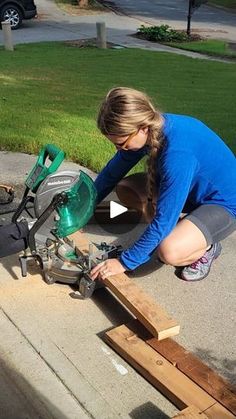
[{"left": 137, "top": 24, "right": 188, "bottom": 43}]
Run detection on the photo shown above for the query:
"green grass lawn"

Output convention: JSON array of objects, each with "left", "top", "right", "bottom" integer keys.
[
  {"left": 0, "top": 42, "right": 235, "bottom": 173},
  {"left": 167, "top": 39, "right": 236, "bottom": 59}
]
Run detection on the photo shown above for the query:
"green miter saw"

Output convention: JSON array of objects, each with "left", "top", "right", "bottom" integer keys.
[{"left": 7, "top": 144, "right": 122, "bottom": 298}]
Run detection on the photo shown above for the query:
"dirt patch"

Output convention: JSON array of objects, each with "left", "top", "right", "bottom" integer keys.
[
  {"left": 64, "top": 38, "right": 124, "bottom": 48},
  {"left": 95, "top": 0, "right": 125, "bottom": 15},
  {"left": 56, "top": 0, "right": 109, "bottom": 16}
]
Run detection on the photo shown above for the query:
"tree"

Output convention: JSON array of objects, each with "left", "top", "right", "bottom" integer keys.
[{"left": 187, "top": 0, "right": 208, "bottom": 36}]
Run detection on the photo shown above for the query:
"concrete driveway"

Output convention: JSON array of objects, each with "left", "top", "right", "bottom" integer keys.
[{"left": 0, "top": 151, "right": 235, "bottom": 418}]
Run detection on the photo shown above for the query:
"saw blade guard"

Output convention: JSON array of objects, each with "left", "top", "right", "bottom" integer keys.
[{"left": 55, "top": 171, "right": 97, "bottom": 238}]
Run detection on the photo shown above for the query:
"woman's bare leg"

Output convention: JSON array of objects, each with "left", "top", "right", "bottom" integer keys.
[{"left": 158, "top": 219, "right": 209, "bottom": 266}]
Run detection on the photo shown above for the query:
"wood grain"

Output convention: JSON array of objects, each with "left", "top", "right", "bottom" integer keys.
[
  {"left": 105, "top": 323, "right": 234, "bottom": 418},
  {"left": 123, "top": 319, "right": 236, "bottom": 416},
  {"left": 68, "top": 231, "right": 180, "bottom": 339},
  {"left": 203, "top": 402, "right": 236, "bottom": 419},
  {"left": 147, "top": 335, "right": 236, "bottom": 416},
  {"left": 171, "top": 405, "right": 208, "bottom": 418}
]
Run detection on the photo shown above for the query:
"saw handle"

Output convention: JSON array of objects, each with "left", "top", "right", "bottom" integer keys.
[
  {"left": 25, "top": 144, "right": 65, "bottom": 192},
  {"left": 44, "top": 144, "right": 64, "bottom": 162}
]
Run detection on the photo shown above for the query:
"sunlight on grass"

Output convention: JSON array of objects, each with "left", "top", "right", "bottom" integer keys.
[
  {"left": 167, "top": 39, "right": 236, "bottom": 58},
  {"left": 0, "top": 74, "right": 18, "bottom": 85}
]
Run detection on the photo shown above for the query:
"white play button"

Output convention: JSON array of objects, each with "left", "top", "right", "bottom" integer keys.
[{"left": 110, "top": 201, "right": 128, "bottom": 219}]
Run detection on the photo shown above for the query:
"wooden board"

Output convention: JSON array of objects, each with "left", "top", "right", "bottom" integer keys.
[
  {"left": 204, "top": 403, "right": 236, "bottom": 419},
  {"left": 120, "top": 319, "right": 236, "bottom": 416},
  {"left": 103, "top": 273, "right": 179, "bottom": 340},
  {"left": 172, "top": 405, "right": 208, "bottom": 418},
  {"left": 147, "top": 334, "right": 236, "bottom": 416},
  {"left": 105, "top": 323, "right": 235, "bottom": 418},
  {"left": 68, "top": 231, "right": 180, "bottom": 340}
]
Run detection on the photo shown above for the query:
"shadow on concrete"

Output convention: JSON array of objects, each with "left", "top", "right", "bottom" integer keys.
[
  {"left": 0, "top": 357, "right": 69, "bottom": 419},
  {"left": 0, "top": 254, "right": 21, "bottom": 281},
  {"left": 92, "top": 286, "right": 134, "bottom": 326},
  {"left": 194, "top": 347, "right": 236, "bottom": 386},
  {"left": 0, "top": 251, "right": 42, "bottom": 282},
  {"left": 130, "top": 401, "right": 170, "bottom": 419}
]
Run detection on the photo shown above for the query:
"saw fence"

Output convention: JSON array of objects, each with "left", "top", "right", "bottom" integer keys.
[{"left": 69, "top": 231, "right": 236, "bottom": 419}]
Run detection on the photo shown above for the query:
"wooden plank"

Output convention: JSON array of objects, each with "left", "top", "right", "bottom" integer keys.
[
  {"left": 125, "top": 319, "right": 236, "bottom": 416},
  {"left": 105, "top": 324, "right": 213, "bottom": 412},
  {"left": 204, "top": 402, "right": 236, "bottom": 419},
  {"left": 103, "top": 273, "right": 180, "bottom": 340},
  {"left": 172, "top": 405, "right": 208, "bottom": 418},
  {"left": 68, "top": 231, "right": 180, "bottom": 340},
  {"left": 105, "top": 324, "right": 235, "bottom": 418},
  {"left": 146, "top": 333, "right": 236, "bottom": 416}
]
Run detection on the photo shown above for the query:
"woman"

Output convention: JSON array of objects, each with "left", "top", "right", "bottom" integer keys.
[{"left": 90, "top": 87, "right": 236, "bottom": 282}]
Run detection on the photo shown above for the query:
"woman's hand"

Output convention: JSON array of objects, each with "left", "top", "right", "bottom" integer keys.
[{"left": 90, "top": 258, "right": 126, "bottom": 281}]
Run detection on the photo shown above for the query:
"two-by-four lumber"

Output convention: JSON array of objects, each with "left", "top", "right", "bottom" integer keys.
[
  {"left": 68, "top": 231, "right": 180, "bottom": 340},
  {"left": 172, "top": 405, "right": 209, "bottom": 418},
  {"left": 103, "top": 272, "right": 179, "bottom": 340},
  {"left": 147, "top": 333, "right": 236, "bottom": 416},
  {"left": 203, "top": 403, "right": 236, "bottom": 418},
  {"left": 105, "top": 323, "right": 235, "bottom": 418}
]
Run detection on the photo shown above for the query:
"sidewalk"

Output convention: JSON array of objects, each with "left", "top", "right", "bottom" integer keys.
[
  {"left": 0, "top": 151, "right": 235, "bottom": 418},
  {"left": 0, "top": 0, "right": 236, "bottom": 63}
]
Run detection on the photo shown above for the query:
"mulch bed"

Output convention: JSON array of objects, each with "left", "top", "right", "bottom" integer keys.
[
  {"left": 134, "top": 32, "right": 202, "bottom": 43},
  {"left": 64, "top": 38, "right": 123, "bottom": 48}
]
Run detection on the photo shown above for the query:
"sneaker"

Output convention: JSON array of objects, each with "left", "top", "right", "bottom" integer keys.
[{"left": 181, "top": 242, "right": 222, "bottom": 281}]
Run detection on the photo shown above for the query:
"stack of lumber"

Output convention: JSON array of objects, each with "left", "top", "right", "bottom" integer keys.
[
  {"left": 69, "top": 231, "right": 236, "bottom": 418},
  {"left": 105, "top": 321, "right": 236, "bottom": 418}
]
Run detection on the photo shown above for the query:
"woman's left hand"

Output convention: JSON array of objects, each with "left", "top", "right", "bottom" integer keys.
[{"left": 90, "top": 258, "right": 126, "bottom": 281}]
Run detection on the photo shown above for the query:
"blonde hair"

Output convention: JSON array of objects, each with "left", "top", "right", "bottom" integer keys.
[{"left": 97, "top": 87, "right": 164, "bottom": 220}]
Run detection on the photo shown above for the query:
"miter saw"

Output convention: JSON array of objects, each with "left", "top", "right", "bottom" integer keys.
[{"left": 0, "top": 144, "right": 122, "bottom": 298}]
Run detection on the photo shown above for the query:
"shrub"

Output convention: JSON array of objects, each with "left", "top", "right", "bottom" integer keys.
[{"left": 137, "top": 24, "right": 188, "bottom": 43}]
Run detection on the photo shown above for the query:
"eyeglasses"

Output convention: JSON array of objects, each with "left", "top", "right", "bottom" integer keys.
[{"left": 113, "top": 130, "right": 138, "bottom": 150}]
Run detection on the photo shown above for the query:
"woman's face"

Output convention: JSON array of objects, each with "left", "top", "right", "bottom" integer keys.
[{"left": 107, "top": 127, "right": 149, "bottom": 151}]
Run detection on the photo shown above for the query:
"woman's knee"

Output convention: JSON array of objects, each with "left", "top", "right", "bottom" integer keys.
[{"left": 158, "top": 241, "right": 181, "bottom": 266}]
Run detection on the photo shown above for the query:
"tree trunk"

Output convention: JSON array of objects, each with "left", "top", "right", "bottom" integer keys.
[{"left": 187, "top": 0, "right": 193, "bottom": 35}]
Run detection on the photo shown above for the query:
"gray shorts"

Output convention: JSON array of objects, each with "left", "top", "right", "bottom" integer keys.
[{"left": 185, "top": 204, "right": 236, "bottom": 246}]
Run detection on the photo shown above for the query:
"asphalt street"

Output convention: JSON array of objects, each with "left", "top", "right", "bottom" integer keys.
[{"left": 0, "top": 0, "right": 236, "bottom": 48}]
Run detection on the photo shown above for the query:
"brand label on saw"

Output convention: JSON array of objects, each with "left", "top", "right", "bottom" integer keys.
[{"left": 47, "top": 180, "right": 72, "bottom": 186}]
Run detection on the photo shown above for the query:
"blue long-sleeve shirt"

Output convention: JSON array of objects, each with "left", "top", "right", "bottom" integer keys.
[{"left": 94, "top": 114, "right": 236, "bottom": 270}]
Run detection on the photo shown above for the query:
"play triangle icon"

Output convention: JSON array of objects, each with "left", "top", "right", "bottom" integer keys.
[{"left": 110, "top": 201, "right": 128, "bottom": 219}]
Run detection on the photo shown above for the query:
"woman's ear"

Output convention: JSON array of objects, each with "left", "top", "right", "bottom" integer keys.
[{"left": 140, "top": 126, "right": 149, "bottom": 135}]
